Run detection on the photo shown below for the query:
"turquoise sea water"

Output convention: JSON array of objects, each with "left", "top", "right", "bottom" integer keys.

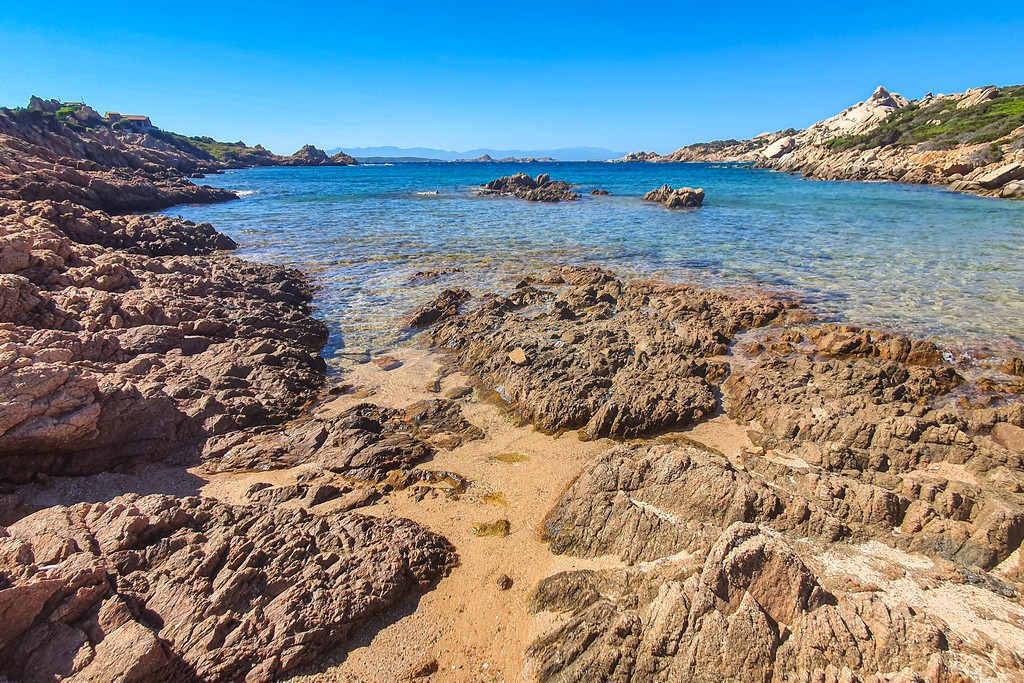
[{"left": 166, "top": 162, "right": 1024, "bottom": 364}]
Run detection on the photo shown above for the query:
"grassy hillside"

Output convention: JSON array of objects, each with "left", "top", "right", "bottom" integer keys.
[
  {"left": 827, "top": 85, "right": 1024, "bottom": 151},
  {"left": 149, "top": 131, "right": 278, "bottom": 165}
]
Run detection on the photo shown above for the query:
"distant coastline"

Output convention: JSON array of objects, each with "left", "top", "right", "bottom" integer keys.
[
  {"left": 616, "top": 84, "right": 1024, "bottom": 200},
  {"left": 327, "top": 144, "right": 625, "bottom": 162}
]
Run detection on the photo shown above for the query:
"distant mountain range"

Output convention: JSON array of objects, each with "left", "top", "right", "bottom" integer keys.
[{"left": 324, "top": 145, "right": 625, "bottom": 162}]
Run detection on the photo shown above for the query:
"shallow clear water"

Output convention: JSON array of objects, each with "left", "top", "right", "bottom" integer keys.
[{"left": 165, "top": 162, "right": 1024, "bottom": 362}]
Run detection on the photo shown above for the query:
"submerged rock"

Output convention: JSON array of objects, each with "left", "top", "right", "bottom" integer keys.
[{"left": 478, "top": 172, "right": 579, "bottom": 202}]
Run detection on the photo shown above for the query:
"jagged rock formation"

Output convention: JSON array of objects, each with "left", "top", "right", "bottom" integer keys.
[
  {"left": 0, "top": 99, "right": 358, "bottom": 203},
  {"left": 618, "top": 150, "right": 662, "bottom": 162},
  {"left": 642, "top": 184, "right": 705, "bottom": 208},
  {"left": 619, "top": 85, "right": 1024, "bottom": 199},
  {"left": 0, "top": 494, "right": 456, "bottom": 683},
  {"left": 0, "top": 198, "right": 326, "bottom": 484},
  {"left": 0, "top": 109, "right": 237, "bottom": 213},
  {"left": 724, "top": 324, "right": 1024, "bottom": 570},
  {"left": 424, "top": 267, "right": 786, "bottom": 438},
  {"left": 477, "top": 172, "right": 580, "bottom": 202},
  {"left": 528, "top": 523, "right": 965, "bottom": 682}
]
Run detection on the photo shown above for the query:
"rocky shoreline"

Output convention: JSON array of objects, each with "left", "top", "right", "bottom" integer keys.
[
  {"left": 411, "top": 268, "right": 1024, "bottom": 681},
  {"left": 1, "top": 98, "right": 1023, "bottom": 682},
  {"left": 619, "top": 85, "right": 1024, "bottom": 200},
  {"left": 0, "top": 102, "right": 456, "bottom": 682}
]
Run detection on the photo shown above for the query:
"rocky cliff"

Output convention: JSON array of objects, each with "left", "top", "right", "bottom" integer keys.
[{"left": 621, "top": 85, "right": 1024, "bottom": 199}]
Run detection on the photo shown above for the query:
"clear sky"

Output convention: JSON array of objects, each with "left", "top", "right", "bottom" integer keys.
[{"left": 2, "top": 1, "right": 1022, "bottom": 155}]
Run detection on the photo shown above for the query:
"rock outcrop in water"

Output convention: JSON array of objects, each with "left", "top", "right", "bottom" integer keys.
[
  {"left": 618, "top": 84, "right": 1024, "bottom": 199},
  {"left": 284, "top": 144, "right": 358, "bottom": 166},
  {"left": 413, "top": 268, "right": 1024, "bottom": 681},
  {"left": 642, "top": 184, "right": 705, "bottom": 208},
  {"left": 478, "top": 172, "right": 579, "bottom": 202}
]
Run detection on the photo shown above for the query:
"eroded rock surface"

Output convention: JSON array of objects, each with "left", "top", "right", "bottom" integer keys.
[
  {"left": 478, "top": 173, "right": 579, "bottom": 202},
  {"left": 413, "top": 269, "right": 1024, "bottom": 681},
  {"left": 529, "top": 523, "right": 966, "bottom": 683},
  {"left": 204, "top": 398, "right": 483, "bottom": 478},
  {"left": 0, "top": 199, "right": 326, "bottom": 483},
  {"left": 425, "top": 267, "right": 786, "bottom": 438},
  {"left": 0, "top": 493, "right": 456, "bottom": 683}
]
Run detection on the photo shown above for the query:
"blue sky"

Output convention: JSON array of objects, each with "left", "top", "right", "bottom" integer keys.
[{"left": 2, "top": 1, "right": 1022, "bottom": 154}]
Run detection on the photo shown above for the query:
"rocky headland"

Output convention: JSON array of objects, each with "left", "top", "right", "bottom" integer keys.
[
  {"left": 620, "top": 84, "right": 1024, "bottom": 199},
  {"left": 7, "top": 97, "right": 357, "bottom": 181}
]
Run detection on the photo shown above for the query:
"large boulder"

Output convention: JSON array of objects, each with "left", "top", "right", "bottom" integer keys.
[
  {"left": 977, "top": 162, "right": 1024, "bottom": 189},
  {"left": 1000, "top": 181, "right": 1024, "bottom": 199},
  {"left": 761, "top": 135, "right": 795, "bottom": 159}
]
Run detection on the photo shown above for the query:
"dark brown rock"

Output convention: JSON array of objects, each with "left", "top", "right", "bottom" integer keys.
[
  {"left": 406, "top": 288, "right": 471, "bottom": 328},
  {"left": 202, "top": 399, "right": 483, "bottom": 478}
]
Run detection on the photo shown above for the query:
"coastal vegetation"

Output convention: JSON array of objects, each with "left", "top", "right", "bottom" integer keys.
[
  {"left": 150, "top": 129, "right": 272, "bottom": 162},
  {"left": 826, "top": 85, "right": 1024, "bottom": 151}
]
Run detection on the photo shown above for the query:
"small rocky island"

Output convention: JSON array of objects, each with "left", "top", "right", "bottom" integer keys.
[
  {"left": 643, "top": 183, "right": 706, "bottom": 208},
  {"left": 478, "top": 172, "right": 579, "bottom": 202}
]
